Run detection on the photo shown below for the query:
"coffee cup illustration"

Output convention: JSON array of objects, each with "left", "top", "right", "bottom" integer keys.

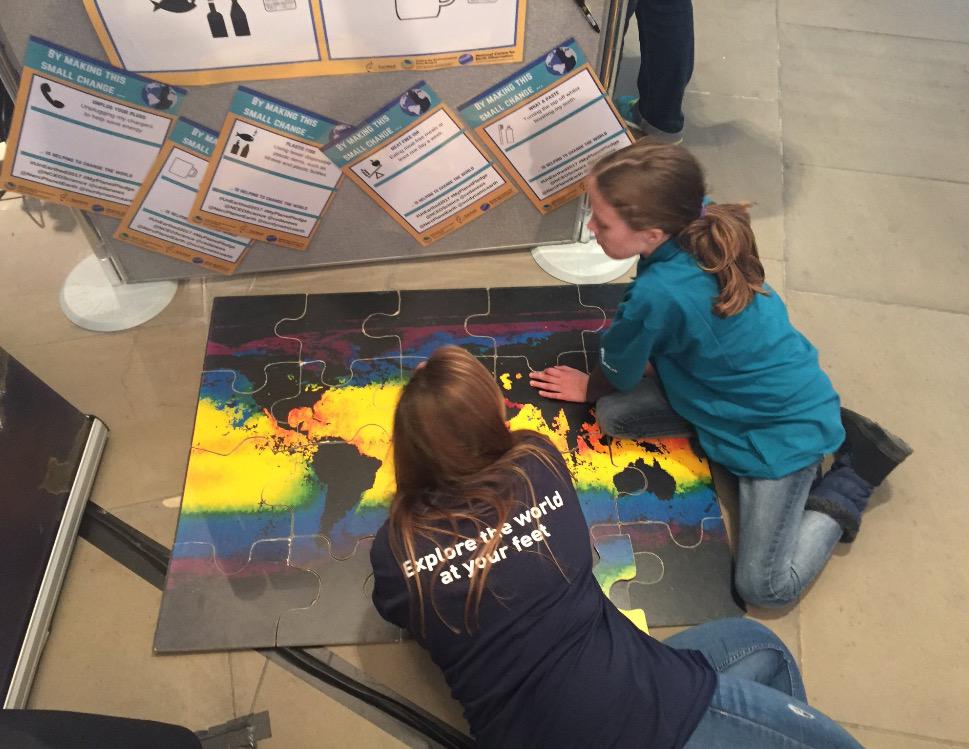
[
  {"left": 169, "top": 157, "right": 199, "bottom": 179},
  {"left": 396, "top": 0, "right": 455, "bottom": 20}
]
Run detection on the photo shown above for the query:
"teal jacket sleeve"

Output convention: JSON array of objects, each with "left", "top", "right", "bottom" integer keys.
[{"left": 599, "top": 282, "right": 679, "bottom": 392}]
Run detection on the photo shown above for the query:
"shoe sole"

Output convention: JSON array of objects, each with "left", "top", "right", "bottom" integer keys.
[{"left": 842, "top": 408, "right": 913, "bottom": 463}]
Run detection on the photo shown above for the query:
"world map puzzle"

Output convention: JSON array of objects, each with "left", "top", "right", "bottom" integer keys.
[{"left": 154, "top": 285, "right": 742, "bottom": 653}]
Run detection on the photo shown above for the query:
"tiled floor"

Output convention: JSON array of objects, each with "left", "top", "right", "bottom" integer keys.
[{"left": 2, "top": 1, "right": 967, "bottom": 746}]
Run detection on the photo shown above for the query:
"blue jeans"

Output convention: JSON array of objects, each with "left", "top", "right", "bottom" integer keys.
[
  {"left": 595, "top": 377, "right": 692, "bottom": 438},
  {"left": 595, "top": 378, "right": 850, "bottom": 608},
  {"left": 666, "top": 619, "right": 863, "bottom": 748},
  {"left": 735, "top": 466, "right": 844, "bottom": 608},
  {"left": 625, "top": 0, "right": 695, "bottom": 132}
]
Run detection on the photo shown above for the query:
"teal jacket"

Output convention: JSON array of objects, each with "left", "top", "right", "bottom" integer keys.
[{"left": 599, "top": 239, "right": 844, "bottom": 478}]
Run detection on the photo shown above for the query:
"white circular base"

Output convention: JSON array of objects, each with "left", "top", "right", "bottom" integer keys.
[
  {"left": 531, "top": 239, "right": 637, "bottom": 285},
  {"left": 59, "top": 256, "right": 178, "bottom": 332}
]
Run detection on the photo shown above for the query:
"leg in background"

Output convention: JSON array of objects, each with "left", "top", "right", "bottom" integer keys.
[
  {"left": 734, "top": 462, "right": 843, "bottom": 608},
  {"left": 667, "top": 618, "right": 863, "bottom": 749},
  {"left": 634, "top": 0, "right": 694, "bottom": 133},
  {"left": 685, "top": 674, "right": 864, "bottom": 749},
  {"left": 664, "top": 617, "right": 804, "bottom": 699}
]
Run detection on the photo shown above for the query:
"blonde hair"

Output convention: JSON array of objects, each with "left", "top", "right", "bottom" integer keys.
[
  {"left": 591, "top": 140, "right": 768, "bottom": 316},
  {"left": 390, "top": 346, "right": 566, "bottom": 635}
]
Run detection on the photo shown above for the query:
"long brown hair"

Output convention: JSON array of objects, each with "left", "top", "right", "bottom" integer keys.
[
  {"left": 390, "top": 345, "right": 565, "bottom": 635},
  {"left": 591, "top": 140, "right": 767, "bottom": 316}
]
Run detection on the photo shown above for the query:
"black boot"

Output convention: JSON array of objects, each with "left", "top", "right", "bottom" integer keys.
[{"left": 839, "top": 408, "right": 913, "bottom": 487}]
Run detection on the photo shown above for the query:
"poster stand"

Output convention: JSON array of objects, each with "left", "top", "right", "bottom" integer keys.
[
  {"left": 59, "top": 255, "right": 177, "bottom": 332},
  {"left": 531, "top": 201, "right": 636, "bottom": 284},
  {"left": 0, "top": 0, "right": 628, "bottom": 284}
]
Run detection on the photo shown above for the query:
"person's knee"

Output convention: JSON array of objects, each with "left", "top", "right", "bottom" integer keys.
[
  {"left": 734, "top": 565, "right": 799, "bottom": 609},
  {"left": 593, "top": 396, "right": 622, "bottom": 437}
]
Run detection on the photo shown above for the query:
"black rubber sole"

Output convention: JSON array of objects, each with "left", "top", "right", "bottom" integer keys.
[{"left": 842, "top": 408, "right": 913, "bottom": 463}]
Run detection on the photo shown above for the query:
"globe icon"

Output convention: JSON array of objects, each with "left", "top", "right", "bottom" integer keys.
[
  {"left": 142, "top": 83, "right": 176, "bottom": 111},
  {"left": 544, "top": 47, "right": 577, "bottom": 76}
]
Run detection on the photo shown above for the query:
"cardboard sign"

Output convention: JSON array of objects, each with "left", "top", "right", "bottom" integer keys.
[
  {"left": 0, "top": 37, "right": 185, "bottom": 218},
  {"left": 459, "top": 39, "right": 633, "bottom": 213},
  {"left": 84, "top": 0, "right": 326, "bottom": 86},
  {"left": 190, "top": 87, "right": 346, "bottom": 251},
  {"left": 324, "top": 83, "right": 516, "bottom": 246},
  {"left": 116, "top": 118, "right": 252, "bottom": 274},
  {"left": 83, "top": 0, "right": 526, "bottom": 84}
]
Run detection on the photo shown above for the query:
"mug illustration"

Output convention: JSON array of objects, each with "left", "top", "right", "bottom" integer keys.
[
  {"left": 169, "top": 157, "right": 199, "bottom": 179},
  {"left": 395, "top": 0, "right": 455, "bottom": 21}
]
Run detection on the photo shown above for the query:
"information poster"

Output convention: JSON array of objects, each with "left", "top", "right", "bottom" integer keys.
[
  {"left": 83, "top": 0, "right": 326, "bottom": 86},
  {"left": 116, "top": 118, "right": 252, "bottom": 274},
  {"left": 83, "top": 0, "right": 526, "bottom": 84},
  {"left": 0, "top": 37, "right": 185, "bottom": 219},
  {"left": 317, "top": 0, "right": 526, "bottom": 75},
  {"left": 190, "top": 87, "right": 346, "bottom": 251},
  {"left": 324, "top": 83, "right": 516, "bottom": 246},
  {"left": 459, "top": 39, "right": 634, "bottom": 213}
]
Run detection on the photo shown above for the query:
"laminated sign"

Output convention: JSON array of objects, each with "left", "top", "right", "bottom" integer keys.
[
  {"left": 83, "top": 0, "right": 527, "bottom": 84},
  {"left": 116, "top": 118, "right": 252, "bottom": 274},
  {"left": 190, "top": 87, "right": 347, "bottom": 251},
  {"left": 1, "top": 37, "right": 185, "bottom": 218},
  {"left": 459, "top": 39, "right": 633, "bottom": 213},
  {"left": 324, "top": 82, "right": 516, "bottom": 246}
]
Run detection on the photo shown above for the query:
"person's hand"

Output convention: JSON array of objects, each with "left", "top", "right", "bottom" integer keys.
[{"left": 529, "top": 366, "right": 590, "bottom": 402}]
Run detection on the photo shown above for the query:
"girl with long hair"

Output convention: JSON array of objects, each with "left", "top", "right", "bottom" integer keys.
[
  {"left": 529, "top": 140, "right": 912, "bottom": 609},
  {"left": 371, "top": 345, "right": 863, "bottom": 748}
]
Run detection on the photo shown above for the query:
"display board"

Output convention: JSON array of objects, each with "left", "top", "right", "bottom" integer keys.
[{"left": 0, "top": 0, "right": 626, "bottom": 282}]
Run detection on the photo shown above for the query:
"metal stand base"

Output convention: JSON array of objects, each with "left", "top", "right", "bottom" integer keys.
[
  {"left": 531, "top": 238, "right": 636, "bottom": 285},
  {"left": 59, "top": 255, "right": 177, "bottom": 332}
]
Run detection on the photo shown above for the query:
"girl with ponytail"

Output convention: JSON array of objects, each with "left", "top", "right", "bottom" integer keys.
[{"left": 530, "top": 140, "right": 912, "bottom": 609}]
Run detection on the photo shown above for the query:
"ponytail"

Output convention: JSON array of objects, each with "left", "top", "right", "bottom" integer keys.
[
  {"left": 677, "top": 203, "right": 767, "bottom": 317},
  {"left": 591, "top": 140, "right": 769, "bottom": 318}
]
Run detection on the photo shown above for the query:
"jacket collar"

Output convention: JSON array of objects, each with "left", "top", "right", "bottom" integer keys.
[{"left": 637, "top": 237, "right": 681, "bottom": 272}]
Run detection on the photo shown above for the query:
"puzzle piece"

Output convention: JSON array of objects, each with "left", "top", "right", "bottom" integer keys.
[
  {"left": 275, "top": 291, "right": 403, "bottom": 388},
  {"left": 610, "top": 551, "right": 666, "bottom": 609},
  {"left": 203, "top": 295, "right": 307, "bottom": 412},
  {"left": 364, "top": 288, "right": 496, "bottom": 370},
  {"left": 591, "top": 533, "right": 653, "bottom": 633},
  {"left": 613, "top": 516, "right": 739, "bottom": 627},
  {"left": 466, "top": 285, "right": 608, "bottom": 373},
  {"left": 276, "top": 536, "right": 402, "bottom": 646},
  {"left": 155, "top": 539, "right": 320, "bottom": 652}
]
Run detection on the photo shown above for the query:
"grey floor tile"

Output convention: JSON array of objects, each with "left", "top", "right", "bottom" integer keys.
[
  {"left": 786, "top": 164, "right": 969, "bottom": 313},
  {"left": 617, "top": 0, "right": 780, "bottom": 101},
  {"left": 112, "top": 495, "right": 184, "bottom": 549},
  {"left": 683, "top": 93, "right": 785, "bottom": 260},
  {"left": 779, "top": 23, "right": 969, "bottom": 181},
  {"left": 780, "top": 0, "right": 969, "bottom": 44},
  {"left": 331, "top": 642, "right": 468, "bottom": 731},
  {"left": 28, "top": 540, "right": 235, "bottom": 731},
  {"left": 229, "top": 651, "right": 410, "bottom": 748},
  {"left": 762, "top": 258, "right": 786, "bottom": 298},
  {"left": 787, "top": 291, "right": 969, "bottom": 742}
]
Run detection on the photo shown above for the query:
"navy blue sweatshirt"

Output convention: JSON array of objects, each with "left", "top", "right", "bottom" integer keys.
[{"left": 370, "top": 441, "right": 715, "bottom": 748}]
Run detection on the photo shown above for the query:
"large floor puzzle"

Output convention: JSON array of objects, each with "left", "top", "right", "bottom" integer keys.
[{"left": 154, "top": 286, "right": 742, "bottom": 653}]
